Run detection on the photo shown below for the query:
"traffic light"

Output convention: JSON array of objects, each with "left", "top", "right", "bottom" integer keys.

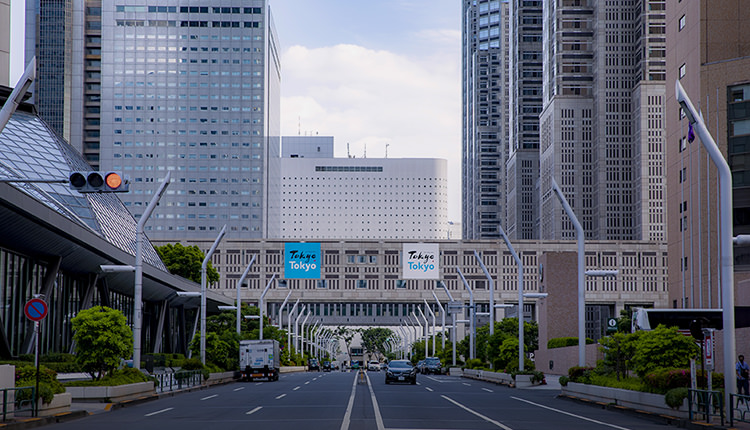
[{"left": 69, "top": 171, "right": 130, "bottom": 193}]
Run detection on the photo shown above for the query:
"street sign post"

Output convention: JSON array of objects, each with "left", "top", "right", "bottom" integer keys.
[
  {"left": 24, "top": 297, "right": 48, "bottom": 417},
  {"left": 606, "top": 317, "right": 617, "bottom": 334}
]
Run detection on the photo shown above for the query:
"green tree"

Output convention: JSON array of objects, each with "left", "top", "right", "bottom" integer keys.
[
  {"left": 630, "top": 325, "right": 699, "bottom": 378},
  {"left": 71, "top": 306, "right": 133, "bottom": 380},
  {"left": 336, "top": 327, "right": 358, "bottom": 364},
  {"left": 360, "top": 327, "right": 393, "bottom": 361},
  {"left": 155, "top": 243, "right": 219, "bottom": 284}
]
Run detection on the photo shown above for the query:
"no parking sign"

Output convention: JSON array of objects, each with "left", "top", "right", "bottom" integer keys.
[{"left": 24, "top": 298, "right": 48, "bottom": 322}]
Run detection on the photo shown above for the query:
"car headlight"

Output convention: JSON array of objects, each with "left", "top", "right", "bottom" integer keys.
[{"left": 386, "top": 370, "right": 394, "bottom": 377}]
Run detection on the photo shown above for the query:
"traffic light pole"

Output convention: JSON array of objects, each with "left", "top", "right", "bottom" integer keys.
[{"left": 134, "top": 172, "right": 171, "bottom": 369}]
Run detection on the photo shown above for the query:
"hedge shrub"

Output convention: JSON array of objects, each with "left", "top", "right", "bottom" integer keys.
[{"left": 547, "top": 337, "right": 595, "bottom": 349}]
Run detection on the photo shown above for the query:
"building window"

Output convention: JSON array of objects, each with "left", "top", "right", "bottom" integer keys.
[
  {"left": 679, "top": 15, "right": 686, "bottom": 31},
  {"left": 679, "top": 63, "right": 686, "bottom": 79}
]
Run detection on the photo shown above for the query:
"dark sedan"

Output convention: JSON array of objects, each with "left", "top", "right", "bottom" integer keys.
[{"left": 385, "top": 360, "right": 417, "bottom": 385}]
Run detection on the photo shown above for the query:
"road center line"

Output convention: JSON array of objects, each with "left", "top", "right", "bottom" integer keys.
[
  {"left": 441, "top": 395, "right": 513, "bottom": 430},
  {"left": 276, "top": 393, "right": 287, "bottom": 400},
  {"left": 293, "top": 386, "right": 301, "bottom": 391},
  {"left": 201, "top": 394, "right": 218, "bottom": 400},
  {"left": 511, "top": 396, "right": 632, "bottom": 430},
  {"left": 340, "top": 372, "right": 358, "bottom": 430},
  {"left": 233, "top": 387, "right": 245, "bottom": 392},
  {"left": 246, "top": 406, "right": 262, "bottom": 415},
  {"left": 145, "top": 407, "right": 173, "bottom": 417},
  {"left": 483, "top": 388, "right": 493, "bottom": 393},
  {"left": 365, "top": 372, "right": 386, "bottom": 430}
]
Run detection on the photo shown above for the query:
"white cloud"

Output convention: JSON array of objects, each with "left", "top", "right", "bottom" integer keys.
[{"left": 280, "top": 43, "right": 462, "bottom": 219}]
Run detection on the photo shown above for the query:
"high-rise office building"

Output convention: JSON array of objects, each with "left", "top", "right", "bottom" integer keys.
[
  {"left": 665, "top": 0, "right": 750, "bottom": 309},
  {"left": 462, "top": 0, "right": 509, "bottom": 240},
  {"left": 538, "top": 0, "right": 666, "bottom": 242},
  {"left": 506, "top": 0, "right": 542, "bottom": 240},
  {"left": 27, "top": 0, "right": 280, "bottom": 240},
  {"left": 1, "top": 0, "right": 9, "bottom": 86}
]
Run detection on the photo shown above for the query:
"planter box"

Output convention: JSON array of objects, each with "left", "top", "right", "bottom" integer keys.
[
  {"left": 38, "top": 392, "right": 71, "bottom": 417},
  {"left": 515, "top": 374, "right": 533, "bottom": 388},
  {"left": 448, "top": 368, "right": 463, "bottom": 377},
  {"left": 562, "top": 382, "right": 687, "bottom": 419},
  {"left": 206, "top": 371, "right": 234, "bottom": 385},
  {"left": 280, "top": 366, "right": 306, "bottom": 374},
  {"left": 66, "top": 381, "right": 155, "bottom": 403}
]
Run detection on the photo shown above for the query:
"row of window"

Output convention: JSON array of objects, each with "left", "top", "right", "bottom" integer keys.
[
  {"left": 115, "top": 20, "right": 261, "bottom": 28},
  {"left": 115, "top": 6, "right": 262, "bottom": 14}
]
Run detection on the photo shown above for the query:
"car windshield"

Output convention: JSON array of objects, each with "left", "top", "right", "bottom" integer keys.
[
  {"left": 388, "top": 360, "right": 413, "bottom": 369},
  {"left": 425, "top": 358, "right": 440, "bottom": 364}
]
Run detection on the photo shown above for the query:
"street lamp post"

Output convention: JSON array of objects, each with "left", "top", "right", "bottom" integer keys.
[
  {"left": 438, "top": 281, "right": 457, "bottom": 365},
  {"left": 424, "top": 300, "right": 436, "bottom": 356},
  {"left": 277, "top": 291, "right": 292, "bottom": 329},
  {"left": 201, "top": 224, "right": 226, "bottom": 365},
  {"left": 300, "top": 312, "right": 310, "bottom": 353},
  {"left": 456, "top": 268, "right": 475, "bottom": 360},
  {"left": 134, "top": 172, "right": 171, "bottom": 369},
  {"left": 497, "top": 223, "right": 526, "bottom": 371},
  {"left": 294, "top": 305, "right": 307, "bottom": 353},
  {"left": 235, "top": 256, "right": 256, "bottom": 335},
  {"left": 287, "top": 299, "right": 299, "bottom": 355},
  {"left": 417, "top": 306, "right": 430, "bottom": 355},
  {"left": 432, "top": 292, "right": 446, "bottom": 351},
  {"left": 551, "top": 178, "right": 585, "bottom": 367},
  {"left": 258, "top": 274, "right": 276, "bottom": 340},
  {"left": 474, "top": 251, "right": 495, "bottom": 336},
  {"left": 676, "top": 80, "right": 736, "bottom": 415}
]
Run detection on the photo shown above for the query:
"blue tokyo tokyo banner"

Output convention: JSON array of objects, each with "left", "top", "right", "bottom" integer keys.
[{"left": 284, "top": 243, "right": 321, "bottom": 279}]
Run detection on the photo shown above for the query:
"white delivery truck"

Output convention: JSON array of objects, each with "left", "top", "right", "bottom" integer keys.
[{"left": 239, "top": 339, "right": 280, "bottom": 381}]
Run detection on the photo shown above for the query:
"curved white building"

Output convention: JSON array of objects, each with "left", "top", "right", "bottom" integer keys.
[{"left": 274, "top": 154, "right": 449, "bottom": 240}]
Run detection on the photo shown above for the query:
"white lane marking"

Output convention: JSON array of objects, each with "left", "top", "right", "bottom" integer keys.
[
  {"left": 275, "top": 393, "right": 287, "bottom": 400},
  {"left": 293, "top": 386, "right": 301, "bottom": 391},
  {"left": 365, "top": 372, "right": 386, "bottom": 430},
  {"left": 425, "top": 387, "right": 434, "bottom": 392},
  {"left": 246, "top": 406, "right": 263, "bottom": 415},
  {"left": 201, "top": 394, "right": 218, "bottom": 400},
  {"left": 255, "top": 383, "right": 263, "bottom": 386},
  {"left": 145, "top": 408, "right": 173, "bottom": 417},
  {"left": 233, "top": 387, "right": 245, "bottom": 392},
  {"left": 483, "top": 388, "right": 493, "bottom": 393},
  {"left": 511, "top": 397, "right": 632, "bottom": 430},
  {"left": 441, "top": 395, "right": 513, "bottom": 430},
  {"left": 340, "top": 372, "right": 358, "bottom": 430},
  {"left": 425, "top": 375, "right": 445, "bottom": 383},
  {"left": 462, "top": 383, "right": 472, "bottom": 386}
]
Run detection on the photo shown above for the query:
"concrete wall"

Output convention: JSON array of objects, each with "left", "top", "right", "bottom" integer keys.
[{"left": 534, "top": 344, "right": 603, "bottom": 376}]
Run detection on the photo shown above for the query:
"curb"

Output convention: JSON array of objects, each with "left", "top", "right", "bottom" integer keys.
[{"left": 0, "top": 410, "right": 88, "bottom": 429}]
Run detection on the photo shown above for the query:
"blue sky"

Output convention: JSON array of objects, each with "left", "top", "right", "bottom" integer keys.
[{"left": 10, "top": 0, "right": 463, "bottom": 220}]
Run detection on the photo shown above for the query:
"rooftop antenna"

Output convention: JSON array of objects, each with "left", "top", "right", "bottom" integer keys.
[
  {"left": 386, "top": 143, "right": 390, "bottom": 158},
  {"left": 298, "top": 116, "right": 301, "bottom": 136},
  {"left": 364, "top": 143, "right": 367, "bottom": 158},
  {"left": 347, "top": 143, "right": 351, "bottom": 158}
]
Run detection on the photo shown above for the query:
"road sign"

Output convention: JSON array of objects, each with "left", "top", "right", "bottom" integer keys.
[
  {"left": 24, "top": 298, "right": 48, "bottom": 322},
  {"left": 606, "top": 317, "right": 617, "bottom": 333}
]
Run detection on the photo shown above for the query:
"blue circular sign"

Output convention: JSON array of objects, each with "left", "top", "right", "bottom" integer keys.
[{"left": 24, "top": 298, "right": 48, "bottom": 322}]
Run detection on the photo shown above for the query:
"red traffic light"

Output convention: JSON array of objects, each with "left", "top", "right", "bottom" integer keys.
[{"left": 69, "top": 171, "right": 129, "bottom": 193}]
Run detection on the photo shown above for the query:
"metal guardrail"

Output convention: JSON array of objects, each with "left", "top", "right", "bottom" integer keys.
[
  {"left": 730, "top": 393, "right": 750, "bottom": 426},
  {"left": 0, "top": 386, "right": 36, "bottom": 420},
  {"left": 153, "top": 370, "right": 203, "bottom": 393},
  {"left": 688, "top": 388, "right": 724, "bottom": 426}
]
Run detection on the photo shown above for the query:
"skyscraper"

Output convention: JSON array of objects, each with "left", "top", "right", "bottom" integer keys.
[
  {"left": 27, "top": 0, "right": 281, "bottom": 240},
  {"left": 506, "top": 0, "right": 542, "bottom": 240},
  {"left": 462, "top": 0, "right": 509, "bottom": 240},
  {"left": 538, "top": 0, "right": 666, "bottom": 242}
]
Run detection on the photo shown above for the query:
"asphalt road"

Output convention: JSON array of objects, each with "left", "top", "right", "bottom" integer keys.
[{"left": 40, "top": 371, "right": 677, "bottom": 430}]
